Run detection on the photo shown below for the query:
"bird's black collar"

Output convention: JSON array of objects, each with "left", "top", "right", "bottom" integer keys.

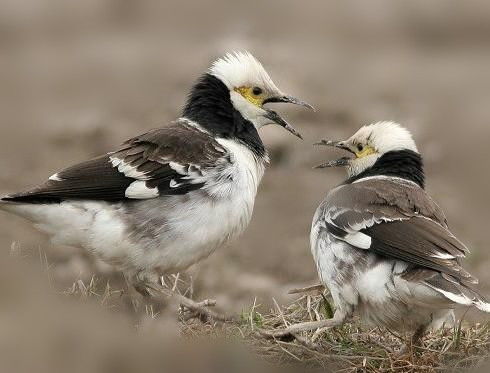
[
  {"left": 345, "top": 150, "right": 425, "bottom": 188},
  {"left": 182, "top": 73, "right": 266, "bottom": 159}
]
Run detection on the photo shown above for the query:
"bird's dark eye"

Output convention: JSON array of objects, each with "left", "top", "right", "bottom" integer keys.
[
  {"left": 252, "top": 87, "right": 263, "bottom": 96},
  {"left": 357, "top": 144, "right": 364, "bottom": 152}
]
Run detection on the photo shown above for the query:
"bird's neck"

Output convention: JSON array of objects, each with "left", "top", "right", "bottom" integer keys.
[
  {"left": 346, "top": 150, "right": 425, "bottom": 188},
  {"left": 182, "top": 73, "right": 266, "bottom": 158}
]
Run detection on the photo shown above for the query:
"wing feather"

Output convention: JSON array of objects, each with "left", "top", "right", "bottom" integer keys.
[
  {"left": 322, "top": 178, "right": 475, "bottom": 284},
  {"left": 2, "top": 120, "right": 228, "bottom": 203}
]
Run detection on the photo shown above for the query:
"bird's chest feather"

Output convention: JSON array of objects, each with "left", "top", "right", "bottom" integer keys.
[
  {"left": 210, "top": 138, "right": 266, "bottom": 198},
  {"left": 135, "top": 140, "right": 267, "bottom": 272},
  {"left": 201, "top": 139, "right": 266, "bottom": 238}
]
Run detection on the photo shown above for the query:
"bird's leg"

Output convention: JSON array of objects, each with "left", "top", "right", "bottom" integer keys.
[
  {"left": 259, "top": 309, "right": 346, "bottom": 339},
  {"left": 121, "top": 272, "right": 161, "bottom": 314},
  {"left": 128, "top": 272, "right": 237, "bottom": 323},
  {"left": 121, "top": 271, "right": 179, "bottom": 317},
  {"left": 173, "top": 293, "right": 236, "bottom": 323},
  {"left": 121, "top": 276, "right": 145, "bottom": 314},
  {"left": 288, "top": 283, "right": 325, "bottom": 295},
  {"left": 397, "top": 324, "right": 428, "bottom": 356}
]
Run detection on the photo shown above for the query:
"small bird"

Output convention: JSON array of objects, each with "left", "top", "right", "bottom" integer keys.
[
  {"left": 267, "top": 121, "right": 489, "bottom": 344},
  {"left": 0, "top": 52, "right": 312, "bottom": 300}
]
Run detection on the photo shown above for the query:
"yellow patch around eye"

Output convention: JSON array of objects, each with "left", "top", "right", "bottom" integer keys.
[
  {"left": 234, "top": 86, "right": 264, "bottom": 107},
  {"left": 355, "top": 146, "right": 376, "bottom": 158}
]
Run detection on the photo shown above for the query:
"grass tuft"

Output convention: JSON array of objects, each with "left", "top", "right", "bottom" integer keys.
[
  {"left": 4, "top": 247, "right": 489, "bottom": 373},
  {"left": 220, "top": 294, "right": 490, "bottom": 372}
]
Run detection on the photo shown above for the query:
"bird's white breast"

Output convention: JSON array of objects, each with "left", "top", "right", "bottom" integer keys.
[
  {"left": 144, "top": 138, "right": 266, "bottom": 272},
  {"left": 2, "top": 139, "right": 267, "bottom": 275}
]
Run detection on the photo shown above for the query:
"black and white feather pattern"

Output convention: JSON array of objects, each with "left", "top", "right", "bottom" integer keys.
[
  {"left": 321, "top": 176, "right": 475, "bottom": 284},
  {"left": 0, "top": 52, "right": 281, "bottom": 288},
  {"left": 0, "top": 117, "right": 267, "bottom": 277},
  {"left": 312, "top": 175, "right": 490, "bottom": 333},
  {"left": 2, "top": 119, "right": 230, "bottom": 203}
]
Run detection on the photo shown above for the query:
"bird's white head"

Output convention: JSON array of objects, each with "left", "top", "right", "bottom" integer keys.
[
  {"left": 207, "top": 51, "right": 313, "bottom": 138},
  {"left": 315, "top": 121, "right": 418, "bottom": 177}
]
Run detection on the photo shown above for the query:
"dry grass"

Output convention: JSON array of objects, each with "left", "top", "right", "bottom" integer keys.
[
  {"left": 2, "top": 248, "right": 489, "bottom": 373},
  {"left": 66, "top": 272, "right": 490, "bottom": 372},
  {"left": 236, "top": 294, "right": 490, "bottom": 372}
]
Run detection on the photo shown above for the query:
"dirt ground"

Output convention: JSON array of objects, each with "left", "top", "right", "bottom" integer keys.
[{"left": 1, "top": 0, "right": 490, "bottom": 319}]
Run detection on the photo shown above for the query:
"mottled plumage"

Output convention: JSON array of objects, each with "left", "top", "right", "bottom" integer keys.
[
  {"left": 310, "top": 122, "right": 489, "bottom": 340},
  {"left": 0, "top": 52, "right": 311, "bottom": 293}
]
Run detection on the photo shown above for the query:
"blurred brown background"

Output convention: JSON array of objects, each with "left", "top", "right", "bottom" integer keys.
[{"left": 1, "top": 0, "right": 490, "bottom": 315}]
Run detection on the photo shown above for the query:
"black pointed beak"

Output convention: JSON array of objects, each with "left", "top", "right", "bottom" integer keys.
[
  {"left": 264, "top": 109, "right": 303, "bottom": 139},
  {"left": 263, "top": 95, "right": 315, "bottom": 111},
  {"left": 313, "top": 139, "right": 354, "bottom": 153},
  {"left": 314, "top": 156, "right": 351, "bottom": 169},
  {"left": 313, "top": 139, "right": 353, "bottom": 169},
  {"left": 262, "top": 94, "right": 312, "bottom": 139}
]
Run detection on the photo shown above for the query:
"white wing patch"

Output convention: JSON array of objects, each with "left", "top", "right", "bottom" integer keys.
[
  {"left": 169, "top": 179, "right": 182, "bottom": 188},
  {"left": 168, "top": 162, "right": 207, "bottom": 185},
  {"left": 342, "top": 231, "right": 372, "bottom": 250},
  {"left": 431, "top": 252, "right": 456, "bottom": 260},
  {"left": 168, "top": 161, "right": 187, "bottom": 174},
  {"left": 110, "top": 157, "right": 151, "bottom": 180},
  {"left": 125, "top": 181, "right": 159, "bottom": 199},
  {"left": 49, "top": 173, "right": 62, "bottom": 181},
  {"left": 324, "top": 207, "right": 377, "bottom": 250}
]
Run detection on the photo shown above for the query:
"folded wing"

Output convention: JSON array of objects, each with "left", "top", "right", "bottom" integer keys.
[
  {"left": 323, "top": 178, "right": 475, "bottom": 285},
  {"left": 2, "top": 120, "right": 228, "bottom": 203}
]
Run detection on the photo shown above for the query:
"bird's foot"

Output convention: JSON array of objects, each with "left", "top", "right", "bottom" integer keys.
[
  {"left": 259, "top": 311, "right": 345, "bottom": 340},
  {"left": 134, "top": 281, "right": 236, "bottom": 323},
  {"left": 395, "top": 341, "right": 424, "bottom": 358},
  {"left": 394, "top": 324, "right": 427, "bottom": 358},
  {"left": 395, "top": 343, "right": 414, "bottom": 358},
  {"left": 120, "top": 272, "right": 172, "bottom": 316},
  {"left": 176, "top": 294, "right": 236, "bottom": 323},
  {"left": 121, "top": 281, "right": 150, "bottom": 314}
]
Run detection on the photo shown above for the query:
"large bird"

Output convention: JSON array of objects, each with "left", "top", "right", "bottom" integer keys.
[
  {"left": 265, "top": 121, "right": 489, "bottom": 346},
  {"left": 0, "top": 52, "right": 312, "bottom": 307}
]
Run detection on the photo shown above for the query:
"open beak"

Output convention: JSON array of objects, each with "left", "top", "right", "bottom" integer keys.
[
  {"left": 263, "top": 109, "right": 303, "bottom": 139},
  {"left": 262, "top": 95, "right": 313, "bottom": 140},
  {"left": 314, "top": 139, "right": 353, "bottom": 152},
  {"left": 263, "top": 95, "right": 315, "bottom": 111},
  {"left": 313, "top": 139, "right": 353, "bottom": 168},
  {"left": 314, "top": 157, "right": 351, "bottom": 169}
]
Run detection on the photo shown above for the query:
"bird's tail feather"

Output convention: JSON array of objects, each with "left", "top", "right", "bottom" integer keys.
[
  {"left": 0, "top": 195, "right": 19, "bottom": 210},
  {"left": 0, "top": 194, "right": 11, "bottom": 202},
  {"left": 0, "top": 197, "right": 8, "bottom": 210},
  {"left": 425, "top": 274, "right": 490, "bottom": 313},
  {"left": 1, "top": 194, "right": 18, "bottom": 203},
  {"left": 475, "top": 299, "right": 490, "bottom": 313}
]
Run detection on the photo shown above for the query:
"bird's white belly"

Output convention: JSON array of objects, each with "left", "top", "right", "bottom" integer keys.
[
  {"left": 311, "top": 226, "right": 452, "bottom": 331},
  {"left": 143, "top": 190, "right": 255, "bottom": 272},
  {"left": 2, "top": 140, "right": 265, "bottom": 275},
  {"left": 3, "top": 188, "right": 256, "bottom": 274},
  {"left": 133, "top": 140, "right": 265, "bottom": 273},
  {"left": 1, "top": 200, "right": 133, "bottom": 262}
]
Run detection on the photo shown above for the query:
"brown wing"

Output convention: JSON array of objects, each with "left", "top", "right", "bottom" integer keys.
[
  {"left": 363, "top": 218, "right": 474, "bottom": 283},
  {"left": 2, "top": 120, "right": 228, "bottom": 203},
  {"left": 324, "top": 178, "right": 474, "bottom": 284}
]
